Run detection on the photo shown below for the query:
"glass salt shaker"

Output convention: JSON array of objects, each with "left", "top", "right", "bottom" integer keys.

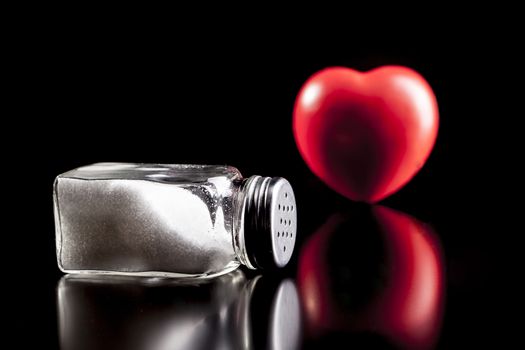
[{"left": 53, "top": 163, "right": 297, "bottom": 278}]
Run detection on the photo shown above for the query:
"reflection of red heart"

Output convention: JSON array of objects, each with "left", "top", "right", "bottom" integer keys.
[
  {"left": 293, "top": 66, "right": 439, "bottom": 202},
  {"left": 297, "top": 206, "right": 445, "bottom": 348}
]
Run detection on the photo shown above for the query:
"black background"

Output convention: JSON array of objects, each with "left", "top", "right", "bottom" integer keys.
[{"left": 9, "top": 19, "right": 513, "bottom": 349}]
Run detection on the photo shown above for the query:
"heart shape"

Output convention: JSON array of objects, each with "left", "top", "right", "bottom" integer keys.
[{"left": 293, "top": 66, "right": 439, "bottom": 202}]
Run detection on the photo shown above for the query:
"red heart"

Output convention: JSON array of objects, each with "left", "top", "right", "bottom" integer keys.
[{"left": 293, "top": 66, "right": 439, "bottom": 202}]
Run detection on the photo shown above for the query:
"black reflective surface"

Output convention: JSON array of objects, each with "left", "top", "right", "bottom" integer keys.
[
  {"left": 50, "top": 205, "right": 447, "bottom": 350},
  {"left": 13, "top": 194, "right": 496, "bottom": 349}
]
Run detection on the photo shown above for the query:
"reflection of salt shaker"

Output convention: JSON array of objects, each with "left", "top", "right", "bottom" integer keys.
[
  {"left": 57, "top": 272, "right": 302, "bottom": 350},
  {"left": 54, "top": 163, "right": 297, "bottom": 278}
]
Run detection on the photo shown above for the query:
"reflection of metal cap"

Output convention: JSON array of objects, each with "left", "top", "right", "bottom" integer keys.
[
  {"left": 241, "top": 176, "right": 297, "bottom": 269},
  {"left": 269, "top": 279, "right": 302, "bottom": 350},
  {"left": 238, "top": 277, "right": 302, "bottom": 350}
]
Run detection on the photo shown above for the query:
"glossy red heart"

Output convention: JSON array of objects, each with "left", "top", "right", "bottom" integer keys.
[{"left": 293, "top": 66, "right": 439, "bottom": 202}]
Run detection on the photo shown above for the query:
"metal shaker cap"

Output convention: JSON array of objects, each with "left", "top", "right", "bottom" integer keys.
[{"left": 241, "top": 176, "right": 297, "bottom": 269}]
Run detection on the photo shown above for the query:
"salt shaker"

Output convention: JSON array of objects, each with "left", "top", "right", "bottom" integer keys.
[{"left": 53, "top": 163, "right": 297, "bottom": 278}]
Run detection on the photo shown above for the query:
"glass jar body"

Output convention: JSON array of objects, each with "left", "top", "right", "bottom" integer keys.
[{"left": 54, "top": 163, "right": 243, "bottom": 278}]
